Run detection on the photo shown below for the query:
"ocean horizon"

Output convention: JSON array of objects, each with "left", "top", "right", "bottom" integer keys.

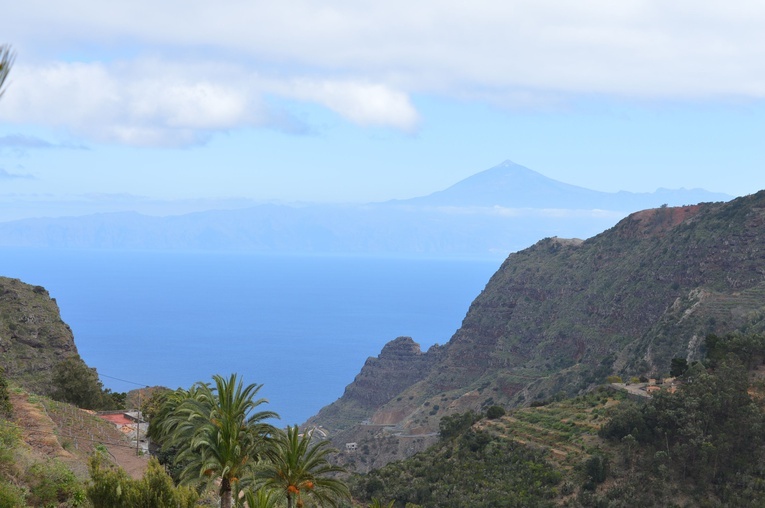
[{"left": 1, "top": 248, "right": 501, "bottom": 425}]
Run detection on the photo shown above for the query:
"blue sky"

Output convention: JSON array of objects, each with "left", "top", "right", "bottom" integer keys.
[{"left": 1, "top": 1, "right": 764, "bottom": 220}]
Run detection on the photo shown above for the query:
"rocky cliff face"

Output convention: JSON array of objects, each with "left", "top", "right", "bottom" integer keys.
[
  {"left": 305, "top": 337, "right": 441, "bottom": 432},
  {"left": 0, "top": 277, "right": 84, "bottom": 394},
  {"left": 311, "top": 191, "right": 765, "bottom": 469},
  {"left": 342, "top": 337, "right": 439, "bottom": 411}
]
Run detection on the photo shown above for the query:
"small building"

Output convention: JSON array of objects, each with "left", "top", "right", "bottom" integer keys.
[
  {"left": 345, "top": 442, "right": 358, "bottom": 452},
  {"left": 98, "top": 411, "right": 149, "bottom": 454},
  {"left": 99, "top": 412, "right": 135, "bottom": 428}
]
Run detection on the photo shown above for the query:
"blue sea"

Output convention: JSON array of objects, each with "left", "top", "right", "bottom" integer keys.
[{"left": 0, "top": 249, "right": 501, "bottom": 425}]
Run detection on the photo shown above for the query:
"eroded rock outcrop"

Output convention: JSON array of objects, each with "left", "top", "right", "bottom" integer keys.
[
  {"left": 304, "top": 337, "right": 440, "bottom": 432},
  {"left": 343, "top": 337, "right": 438, "bottom": 409},
  {"left": 0, "top": 277, "right": 84, "bottom": 395}
]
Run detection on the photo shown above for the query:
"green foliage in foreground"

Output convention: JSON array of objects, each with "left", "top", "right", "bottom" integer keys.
[
  {"left": 367, "top": 499, "right": 395, "bottom": 508},
  {"left": 352, "top": 425, "right": 561, "bottom": 507},
  {"left": 26, "top": 459, "right": 85, "bottom": 507},
  {"left": 149, "top": 374, "right": 355, "bottom": 508},
  {"left": 1, "top": 415, "right": 86, "bottom": 507},
  {"left": 87, "top": 453, "right": 198, "bottom": 508},
  {"left": 0, "top": 368, "right": 11, "bottom": 418},
  {"left": 596, "top": 356, "right": 765, "bottom": 507},
  {"left": 0, "top": 419, "right": 26, "bottom": 507},
  {"left": 152, "top": 374, "right": 278, "bottom": 508}
]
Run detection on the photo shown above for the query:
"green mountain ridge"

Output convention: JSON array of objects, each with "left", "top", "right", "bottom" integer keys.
[{"left": 308, "top": 191, "right": 765, "bottom": 470}]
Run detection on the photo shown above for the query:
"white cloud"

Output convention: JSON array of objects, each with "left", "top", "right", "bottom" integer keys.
[
  {"left": 0, "top": 61, "right": 268, "bottom": 146},
  {"left": 3, "top": 0, "right": 765, "bottom": 145},
  {"left": 0, "top": 59, "right": 418, "bottom": 146},
  {"left": 9, "top": 0, "right": 762, "bottom": 97},
  {"left": 281, "top": 80, "right": 419, "bottom": 130}
]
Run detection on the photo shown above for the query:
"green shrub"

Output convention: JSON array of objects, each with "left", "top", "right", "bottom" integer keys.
[
  {"left": 438, "top": 411, "right": 479, "bottom": 440},
  {"left": 87, "top": 454, "right": 136, "bottom": 508},
  {"left": 0, "top": 421, "right": 21, "bottom": 471},
  {"left": 26, "top": 459, "right": 84, "bottom": 507},
  {"left": 583, "top": 454, "right": 608, "bottom": 485},
  {"left": 0, "top": 368, "right": 11, "bottom": 418},
  {"left": 137, "top": 458, "right": 198, "bottom": 508},
  {"left": 486, "top": 405, "right": 506, "bottom": 420},
  {"left": 87, "top": 454, "right": 198, "bottom": 508},
  {"left": 0, "top": 479, "right": 26, "bottom": 507}
]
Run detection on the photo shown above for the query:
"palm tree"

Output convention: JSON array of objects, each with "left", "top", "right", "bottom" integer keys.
[
  {"left": 255, "top": 425, "right": 349, "bottom": 508},
  {"left": 369, "top": 499, "right": 395, "bottom": 508},
  {"left": 0, "top": 45, "right": 14, "bottom": 99},
  {"left": 158, "top": 374, "right": 278, "bottom": 508},
  {"left": 239, "top": 488, "right": 281, "bottom": 508},
  {"left": 147, "top": 385, "right": 196, "bottom": 443}
]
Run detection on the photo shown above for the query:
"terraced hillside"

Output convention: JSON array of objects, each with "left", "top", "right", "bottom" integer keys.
[
  {"left": 350, "top": 389, "right": 627, "bottom": 507},
  {"left": 8, "top": 388, "right": 148, "bottom": 480}
]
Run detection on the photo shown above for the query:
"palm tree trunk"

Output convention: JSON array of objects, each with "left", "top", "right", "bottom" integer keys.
[
  {"left": 287, "top": 493, "right": 294, "bottom": 508},
  {"left": 220, "top": 477, "right": 233, "bottom": 508}
]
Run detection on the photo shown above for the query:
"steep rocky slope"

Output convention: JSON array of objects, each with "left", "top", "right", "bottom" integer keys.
[
  {"left": 308, "top": 337, "right": 441, "bottom": 432},
  {"left": 0, "top": 277, "right": 85, "bottom": 395},
  {"left": 310, "top": 191, "right": 765, "bottom": 469}
]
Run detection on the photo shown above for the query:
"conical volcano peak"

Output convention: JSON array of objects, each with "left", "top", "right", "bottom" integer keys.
[
  {"left": 408, "top": 160, "right": 591, "bottom": 208},
  {"left": 470, "top": 160, "right": 554, "bottom": 185},
  {"left": 399, "top": 161, "right": 730, "bottom": 210}
]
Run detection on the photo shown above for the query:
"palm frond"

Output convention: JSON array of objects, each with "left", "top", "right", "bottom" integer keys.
[
  {"left": 0, "top": 45, "right": 14, "bottom": 99},
  {"left": 254, "top": 425, "right": 350, "bottom": 508}
]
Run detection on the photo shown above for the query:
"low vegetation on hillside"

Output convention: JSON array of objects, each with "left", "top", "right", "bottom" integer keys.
[
  {"left": 350, "top": 391, "right": 616, "bottom": 507},
  {"left": 347, "top": 333, "right": 765, "bottom": 507},
  {"left": 0, "top": 365, "right": 199, "bottom": 507},
  {"left": 1, "top": 370, "right": 351, "bottom": 507}
]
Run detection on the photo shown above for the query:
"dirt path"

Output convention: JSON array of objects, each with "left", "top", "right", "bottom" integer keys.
[
  {"left": 104, "top": 440, "right": 150, "bottom": 479},
  {"left": 611, "top": 382, "right": 651, "bottom": 398}
]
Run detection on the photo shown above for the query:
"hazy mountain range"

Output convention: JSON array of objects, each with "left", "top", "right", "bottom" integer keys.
[{"left": 0, "top": 161, "right": 732, "bottom": 257}]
